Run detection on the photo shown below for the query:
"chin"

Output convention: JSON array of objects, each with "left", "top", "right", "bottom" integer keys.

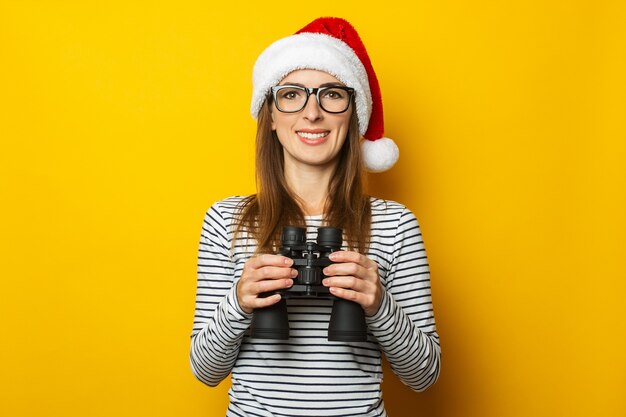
[{"left": 299, "top": 156, "right": 337, "bottom": 168}]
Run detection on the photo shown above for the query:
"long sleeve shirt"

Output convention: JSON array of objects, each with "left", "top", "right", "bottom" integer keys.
[{"left": 190, "top": 196, "right": 441, "bottom": 416}]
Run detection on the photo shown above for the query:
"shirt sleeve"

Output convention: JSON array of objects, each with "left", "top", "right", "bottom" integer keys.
[
  {"left": 189, "top": 202, "right": 252, "bottom": 387},
  {"left": 366, "top": 207, "right": 441, "bottom": 392}
]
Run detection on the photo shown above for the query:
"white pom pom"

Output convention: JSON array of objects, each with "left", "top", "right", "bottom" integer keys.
[{"left": 361, "top": 137, "right": 399, "bottom": 172}]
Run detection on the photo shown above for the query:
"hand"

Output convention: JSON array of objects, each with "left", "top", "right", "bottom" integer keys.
[
  {"left": 322, "top": 251, "right": 384, "bottom": 317},
  {"left": 237, "top": 254, "right": 296, "bottom": 314}
]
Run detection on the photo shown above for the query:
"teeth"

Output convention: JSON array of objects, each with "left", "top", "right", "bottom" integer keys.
[{"left": 298, "top": 131, "right": 328, "bottom": 139}]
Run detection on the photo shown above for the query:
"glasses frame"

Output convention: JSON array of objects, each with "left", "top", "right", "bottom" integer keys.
[{"left": 270, "top": 85, "right": 355, "bottom": 114}]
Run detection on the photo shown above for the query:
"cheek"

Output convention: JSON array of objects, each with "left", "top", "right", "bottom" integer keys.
[
  {"left": 338, "top": 116, "right": 352, "bottom": 136},
  {"left": 270, "top": 111, "right": 292, "bottom": 133},
  {"left": 340, "top": 110, "right": 353, "bottom": 129}
]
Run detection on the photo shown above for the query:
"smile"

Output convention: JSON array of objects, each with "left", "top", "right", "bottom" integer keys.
[{"left": 296, "top": 130, "right": 330, "bottom": 140}]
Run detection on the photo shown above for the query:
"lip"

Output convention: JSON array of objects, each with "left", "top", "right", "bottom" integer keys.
[
  {"left": 296, "top": 129, "right": 330, "bottom": 145},
  {"left": 297, "top": 129, "right": 328, "bottom": 134}
]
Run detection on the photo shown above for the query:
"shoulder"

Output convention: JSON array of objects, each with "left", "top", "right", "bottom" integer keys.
[
  {"left": 369, "top": 197, "right": 415, "bottom": 223},
  {"left": 207, "top": 195, "right": 253, "bottom": 217},
  {"left": 203, "top": 195, "right": 252, "bottom": 227},
  {"left": 369, "top": 197, "right": 423, "bottom": 240},
  {"left": 368, "top": 198, "right": 425, "bottom": 259},
  {"left": 211, "top": 195, "right": 252, "bottom": 212}
]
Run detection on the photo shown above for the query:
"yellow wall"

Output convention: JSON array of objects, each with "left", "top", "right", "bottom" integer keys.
[{"left": 1, "top": 1, "right": 624, "bottom": 416}]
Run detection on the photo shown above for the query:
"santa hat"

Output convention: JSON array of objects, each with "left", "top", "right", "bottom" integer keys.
[{"left": 250, "top": 17, "right": 399, "bottom": 173}]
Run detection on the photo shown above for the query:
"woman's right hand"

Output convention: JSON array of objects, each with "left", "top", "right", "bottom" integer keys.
[{"left": 237, "top": 254, "right": 297, "bottom": 314}]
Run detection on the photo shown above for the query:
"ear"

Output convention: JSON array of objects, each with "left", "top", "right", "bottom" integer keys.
[{"left": 270, "top": 107, "right": 276, "bottom": 131}]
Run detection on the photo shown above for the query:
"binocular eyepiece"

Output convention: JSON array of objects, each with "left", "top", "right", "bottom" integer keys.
[{"left": 250, "top": 226, "right": 368, "bottom": 342}]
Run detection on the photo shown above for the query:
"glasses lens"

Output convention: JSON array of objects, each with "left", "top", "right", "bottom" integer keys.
[
  {"left": 275, "top": 86, "right": 307, "bottom": 112},
  {"left": 319, "top": 87, "right": 351, "bottom": 113}
]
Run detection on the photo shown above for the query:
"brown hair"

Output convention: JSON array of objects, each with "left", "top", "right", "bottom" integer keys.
[{"left": 235, "top": 97, "right": 371, "bottom": 254}]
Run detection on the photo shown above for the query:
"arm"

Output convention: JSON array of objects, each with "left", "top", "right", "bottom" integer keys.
[
  {"left": 323, "top": 208, "right": 441, "bottom": 391},
  {"left": 366, "top": 208, "right": 441, "bottom": 391},
  {"left": 189, "top": 203, "right": 252, "bottom": 387}
]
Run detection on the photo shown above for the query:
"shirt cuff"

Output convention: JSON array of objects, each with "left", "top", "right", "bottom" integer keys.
[
  {"left": 227, "top": 284, "right": 254, "bottom": 321},
  {"left": 365, "top": 289, "right": 393, "bottom": 327}
]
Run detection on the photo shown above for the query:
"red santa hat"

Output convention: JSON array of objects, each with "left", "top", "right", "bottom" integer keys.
[{"left": 250, "top": 17, "right": 399, "bottom": 172}]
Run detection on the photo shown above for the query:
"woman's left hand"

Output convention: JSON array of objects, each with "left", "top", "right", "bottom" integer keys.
[{"left": 322, "top": 251, "right": 384, "bottom": 317}]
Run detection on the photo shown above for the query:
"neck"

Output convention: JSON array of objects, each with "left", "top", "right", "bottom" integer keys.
[{"left": 283, "top": 160, "right": 336, "bottom": 216}]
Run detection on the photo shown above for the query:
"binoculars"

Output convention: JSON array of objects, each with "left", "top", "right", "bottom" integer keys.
[{"left": 250, "top": 226, "right": 367, "bottom": 342}]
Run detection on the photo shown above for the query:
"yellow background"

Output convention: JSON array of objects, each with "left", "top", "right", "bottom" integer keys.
[{"left": 1, "top": 1, "right": 625, "bottom": 416}]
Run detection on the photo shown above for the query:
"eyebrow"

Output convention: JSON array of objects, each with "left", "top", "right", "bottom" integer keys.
[{"left": 277, "top": 82, "right": 347, "bottom": 88}]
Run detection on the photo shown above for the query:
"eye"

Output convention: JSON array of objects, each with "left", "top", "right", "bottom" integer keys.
[
  {"left": 321, "top": 88, "right": 346, "bottom": 100},
  {"left": 279, "top": 88, "right": 304, "bottom": 100}
]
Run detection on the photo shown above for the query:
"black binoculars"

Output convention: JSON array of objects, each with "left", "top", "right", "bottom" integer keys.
[{"left": 250, "top": 226, "right": 367, "bottom": 342}]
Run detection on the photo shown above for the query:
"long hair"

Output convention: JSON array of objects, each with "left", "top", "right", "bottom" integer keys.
[{"left": 235, "top": 96, "right": 371, "bottom": 254}]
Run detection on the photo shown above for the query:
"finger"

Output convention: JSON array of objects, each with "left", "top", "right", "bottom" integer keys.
[
  {"left": 330, "top": 287, "right": 382, "bottom": 317},
  {"left": 328, "top": 286, "right": 381, "bottom": 316},
  {"left": 250, "top": 266, "right": 298, "bottom": 281},
  {"left": 329, "top": 251, "right": 377, "bottom": 268},
  {"left": 251, "top": 276, "right": 294, "bottom": 295},
  {"left": 322, "top": 275, "right": 367, "bottom": 292},
  {"left": 242, "top": 293, "right": 283, "bottom": 311},
  {"left": 238, "top": 278, "right": 292, "bottom": 313},
  {"left": 323, "top": 263, "right": 370, "bottom": 280},
  {"left": 239, "top": 269, "right": 295, "bottom": 298},
  {"left": 328, "top": 286, "right": 372, "bottom": 306},
  {"left": 245, "top": 254, "right": 293, "bottom": 271},
  {"left": 255, "top": 293, "right": 283, "bottom": 308}
]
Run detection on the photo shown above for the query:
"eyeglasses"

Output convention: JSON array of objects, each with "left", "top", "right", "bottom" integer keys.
[{"left": 271, "top": 85, "right": 355, "bottom": 114}]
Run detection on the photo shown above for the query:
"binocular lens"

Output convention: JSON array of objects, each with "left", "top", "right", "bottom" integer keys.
[
  {"left": 316, "top": 227, "right": 342, "bottom": 248},
  {"left": 281, "top": 226, "right": 306, "bottom": 246}
]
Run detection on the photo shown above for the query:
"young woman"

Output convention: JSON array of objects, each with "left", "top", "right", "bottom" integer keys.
[{"left": 190, "top": 17, "right": 440, "bottom": 416}]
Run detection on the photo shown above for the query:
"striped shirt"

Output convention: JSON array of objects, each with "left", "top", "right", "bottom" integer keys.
[{"left": 190, "top": 196, "right": 440, "bottom": 416}]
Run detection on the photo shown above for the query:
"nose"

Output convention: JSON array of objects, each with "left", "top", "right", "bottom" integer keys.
[{"left": 302, "top": 94, "right": 323, "bottom": 122}]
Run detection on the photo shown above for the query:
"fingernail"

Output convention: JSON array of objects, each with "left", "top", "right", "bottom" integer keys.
[
  {"left": 291, "top": 269, "right": 298, "bottom": 277},
  {"left": 329, "top": 253, "right": 337, "bottom": 261},
  {"left": 284, "top": 258, "right": 293, "bottom": 265}
]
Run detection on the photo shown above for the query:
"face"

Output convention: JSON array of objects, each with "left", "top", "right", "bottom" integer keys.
[{"left": 270, "top": 69, "right": 353, "bottom": 170}]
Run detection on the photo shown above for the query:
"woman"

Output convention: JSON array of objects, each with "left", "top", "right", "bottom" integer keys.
[{"left": 190, "top": 17, "right": 440, "bottom": 416}]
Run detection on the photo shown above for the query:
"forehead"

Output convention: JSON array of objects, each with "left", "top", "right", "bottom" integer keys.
[{"left": 280, "top": 69, "right": 344, "bottom": 86}]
